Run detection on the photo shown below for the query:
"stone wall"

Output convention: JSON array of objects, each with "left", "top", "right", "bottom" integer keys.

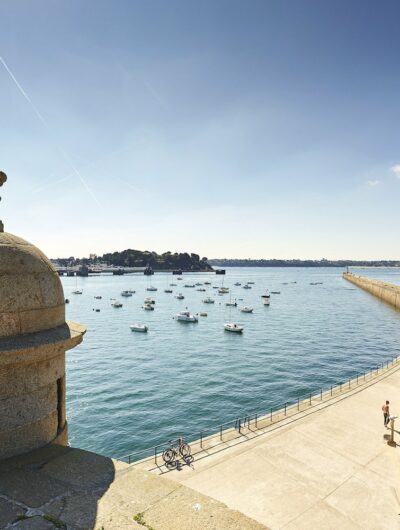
[
  {"left": 0, "top": 350, "right": 66, "bottom": 459},
  {"left": 343, "top": 273, "right": 400, "bottom": 309}
]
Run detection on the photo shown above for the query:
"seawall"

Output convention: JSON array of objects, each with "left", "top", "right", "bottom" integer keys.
[{"left": 343, "top": 272, "right": 400, "bottom": 309}]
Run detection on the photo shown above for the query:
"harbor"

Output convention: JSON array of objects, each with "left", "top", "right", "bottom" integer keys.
[{"left": 62, "top": 267, "right": 400, "bottom": 460}]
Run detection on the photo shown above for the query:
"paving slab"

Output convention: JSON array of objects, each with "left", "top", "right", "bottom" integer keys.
[{"left": 0, "top": 444, "right": 264, "bottom": 529}]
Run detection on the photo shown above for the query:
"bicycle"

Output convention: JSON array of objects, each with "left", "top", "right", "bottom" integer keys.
[{"left": 162, "top": 437, "right": 191, "bottom": 465}]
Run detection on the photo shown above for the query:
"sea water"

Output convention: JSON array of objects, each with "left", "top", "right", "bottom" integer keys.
[{"left": 63, "top": 267, "right": 400, "bottom": 460}]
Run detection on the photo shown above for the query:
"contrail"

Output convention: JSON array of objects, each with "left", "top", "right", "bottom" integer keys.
[{"left": 0, "top": 55, "right": 100, "bottom": 205}]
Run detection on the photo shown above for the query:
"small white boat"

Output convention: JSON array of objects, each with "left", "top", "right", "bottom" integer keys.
[
  {"left": 204, "top": 281, "right": 211, "bottom": 285},
  {"left": 175, "top": 293, "right": 185, "bottom": 300},
  {"left": 199, "top": 312, "right": 208, "bottom": 317},
  {"left": 203, "top": 297, "right": 215, "bottom": 304},
  {"left": 143, "top": 304, "right": 154, "bottom": 311},
  {"left": 121, "top": 291, "right": 132, "bottom": 297},
  {"left": 184, "top": 284, "right": 195, "bottom": 288},
  {"left": 218, "top": 287, "right": 229, "bottom": 294},
  {"left": 224, "top": 323, "right": 243, "bottom": 333},
  {"left": 243, "top": 284, "right": 251, "bottom": 290},
  {"left": 147, "top": 286, "right": 158, "bottom": 291},
  {"left": 226, "top": 301, "right": 237, "bottom": 307},
  {"left": 195, "top": 282, "right": 203, "bottom": 286},
  {"left": 174, "top": 311, "right": 198, "bottom": 322},
  {"left": 247, "top": 281, "right": 255, "bottom": 285},
  {"left": 73, "top": 290, "right": 83, "bottom": 295},
  {"left": 144, "top": 297, "right": 155, "bottom": 305},
  {"left": 212, "top": 286, "right": 219, "bottom": 289},
  {"left": 170, "top": 283, "right": 177, "bottom": 287},
  {"left": 111, "top": 301, "right": 123, "bottom": 308},
  {"left": 164, "top": 289, "right": 173, "bottom": 293},
  {"left": 127, "top": 289, "right": 136, "bottom": 294},
  {"left": 177, "top": 277, "right": 183, "bottom": 280},
  {"left": 234, "top": 282, "right": 241, "bottom": 286},
  {"left": 261, "top": 292, "right": 270, "bottom": 299},
  {"left": 271, "top": 291, "right": 281, "bottom": 294},
  {"left": 240, "top": 306, "right": 253, "bottom": 313},
  {"left": 94, "top": 295, "right": 102, "bottom": 299},
  {"left": 130, "top": 324, "right": 148, "bottom": 332},
  {"left": 197, "top": 288, "right": 206, "bottom": 292},
  {"left": 263, "top": 298, "right": 270, "bottom": 306}
]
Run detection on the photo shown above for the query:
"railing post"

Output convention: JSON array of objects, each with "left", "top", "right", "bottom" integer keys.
[
  {"left": 200, "top": 432, "right": 203, "bottom": 448},
  {"left": 364, "top": 372, "right": 366, "bottom": 381},
  {"left": 154, "top": 446, "right": 158, "bottom": 465},
  {"left": 320, "top": 389, "right": 322, "bottom": 400},
  {"left": 348, "top": 379, "right": 350, "bottom": 389},
  {"left": 330, "top": 385, "right": 332, "bottom": 396},
  {"left": 128, "top": 455, "right": 131, "bottom": 464},
  {"left": 284, "top": 403, "right": 287, "bottom": 416},
  {"left": 356, "top": 374, "right": 358, "bottom": 384},
  {"left": 255, "top": 413, "right": 258, "bottom": 428},
  {"left": 238, "top": 419, "right": 241, "bottom": 434},
  {"left": 309, "top": 393, "right": 311, "bottom": 405},
  {"left": 297, "top": 397, "right": 300, "bottom": 410},
  {"left": 220, "top": 425, "right": 223, "bottom": 441},
  {"left": 270, "top": 408, "right": 273, "bottom": 421}
]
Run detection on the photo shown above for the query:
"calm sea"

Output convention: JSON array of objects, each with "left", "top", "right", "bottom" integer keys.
[{"left": 63, "top": 267, "right": 400, "bottom": 460}]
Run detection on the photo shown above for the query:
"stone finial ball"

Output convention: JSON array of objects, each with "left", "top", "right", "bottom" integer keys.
[{"left": 0, "top": 171, "right": 7, "bottom": 186}]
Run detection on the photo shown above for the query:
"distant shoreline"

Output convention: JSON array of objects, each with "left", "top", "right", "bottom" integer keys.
[{"left": 209, "top": 260, "right": 400, "bottom": 268}]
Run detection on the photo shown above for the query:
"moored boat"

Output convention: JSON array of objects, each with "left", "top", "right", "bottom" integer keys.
[
  {"left": 224, "top": 323, "right": 243, "bottom": 333},
  {"left": 130, "top": 324, "right": 148, "bottom": 332},
  {"left": 203, "top": 297, "right": 215, "bottom": 304},
  {"left": 174, "top": 311, "right": 198, "bottom": 322}
]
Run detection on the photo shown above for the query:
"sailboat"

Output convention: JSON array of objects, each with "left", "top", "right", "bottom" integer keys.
[
  {"left": 224, "top": 294, "right": 243, "bottom": 333},
  {"left": 72, "top": 274, "right": 82, "bottom": 294},
  {"left": 164, "top": 274, "right": 173, "bottom": 293},
  {"left": 218, "top": 276, "right": 229, "bottom": 294}
]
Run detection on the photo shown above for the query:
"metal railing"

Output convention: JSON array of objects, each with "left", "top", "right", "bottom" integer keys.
[{"left": 118, "top": 355, "right": 400, "bottom": 466}]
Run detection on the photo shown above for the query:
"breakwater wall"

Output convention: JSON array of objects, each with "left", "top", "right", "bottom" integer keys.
[{"left": 343, "top": 272, "right": 400, "bottom": 309}]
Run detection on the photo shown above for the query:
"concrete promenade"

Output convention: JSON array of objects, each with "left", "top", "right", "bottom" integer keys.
[{"left": 148, "top": 362, "right": 400, "bottom": 529}]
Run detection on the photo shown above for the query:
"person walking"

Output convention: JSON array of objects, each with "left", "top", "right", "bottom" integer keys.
[{"left": 382, "top": 400, "right": 390, "bottom": 427}]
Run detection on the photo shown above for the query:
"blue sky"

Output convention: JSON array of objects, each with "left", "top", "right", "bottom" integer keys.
[{"left": 1, "top": 0, "right": 399, "bottom": 259}]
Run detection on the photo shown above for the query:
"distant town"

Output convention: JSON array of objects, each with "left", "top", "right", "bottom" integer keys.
[{"left": 209, "top": 258, "right": 400, "bottom": 268}]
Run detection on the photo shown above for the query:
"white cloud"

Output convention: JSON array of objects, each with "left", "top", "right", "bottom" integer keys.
[
  {"left": 367, "top": 180, "right": 381, "bottom": 187},
  {"left": 390, "top": 164, "right": 400, "bottom": 178}
]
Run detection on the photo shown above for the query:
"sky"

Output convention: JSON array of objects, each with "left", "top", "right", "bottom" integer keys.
[{"left": 0, "top": 0, "right": 399, "bottom": 260}]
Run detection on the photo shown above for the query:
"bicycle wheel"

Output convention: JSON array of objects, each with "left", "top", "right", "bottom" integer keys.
[
  {"left": 162, "top": 448, "right": 176, "bottom": 464},
  {"left": 179, "top": 443, "right": 191, "bottom": 458}
]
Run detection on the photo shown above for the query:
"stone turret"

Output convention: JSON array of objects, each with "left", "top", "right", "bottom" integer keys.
[{"left": 0, "top": 175, "right": 85, "bottom": 459}]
